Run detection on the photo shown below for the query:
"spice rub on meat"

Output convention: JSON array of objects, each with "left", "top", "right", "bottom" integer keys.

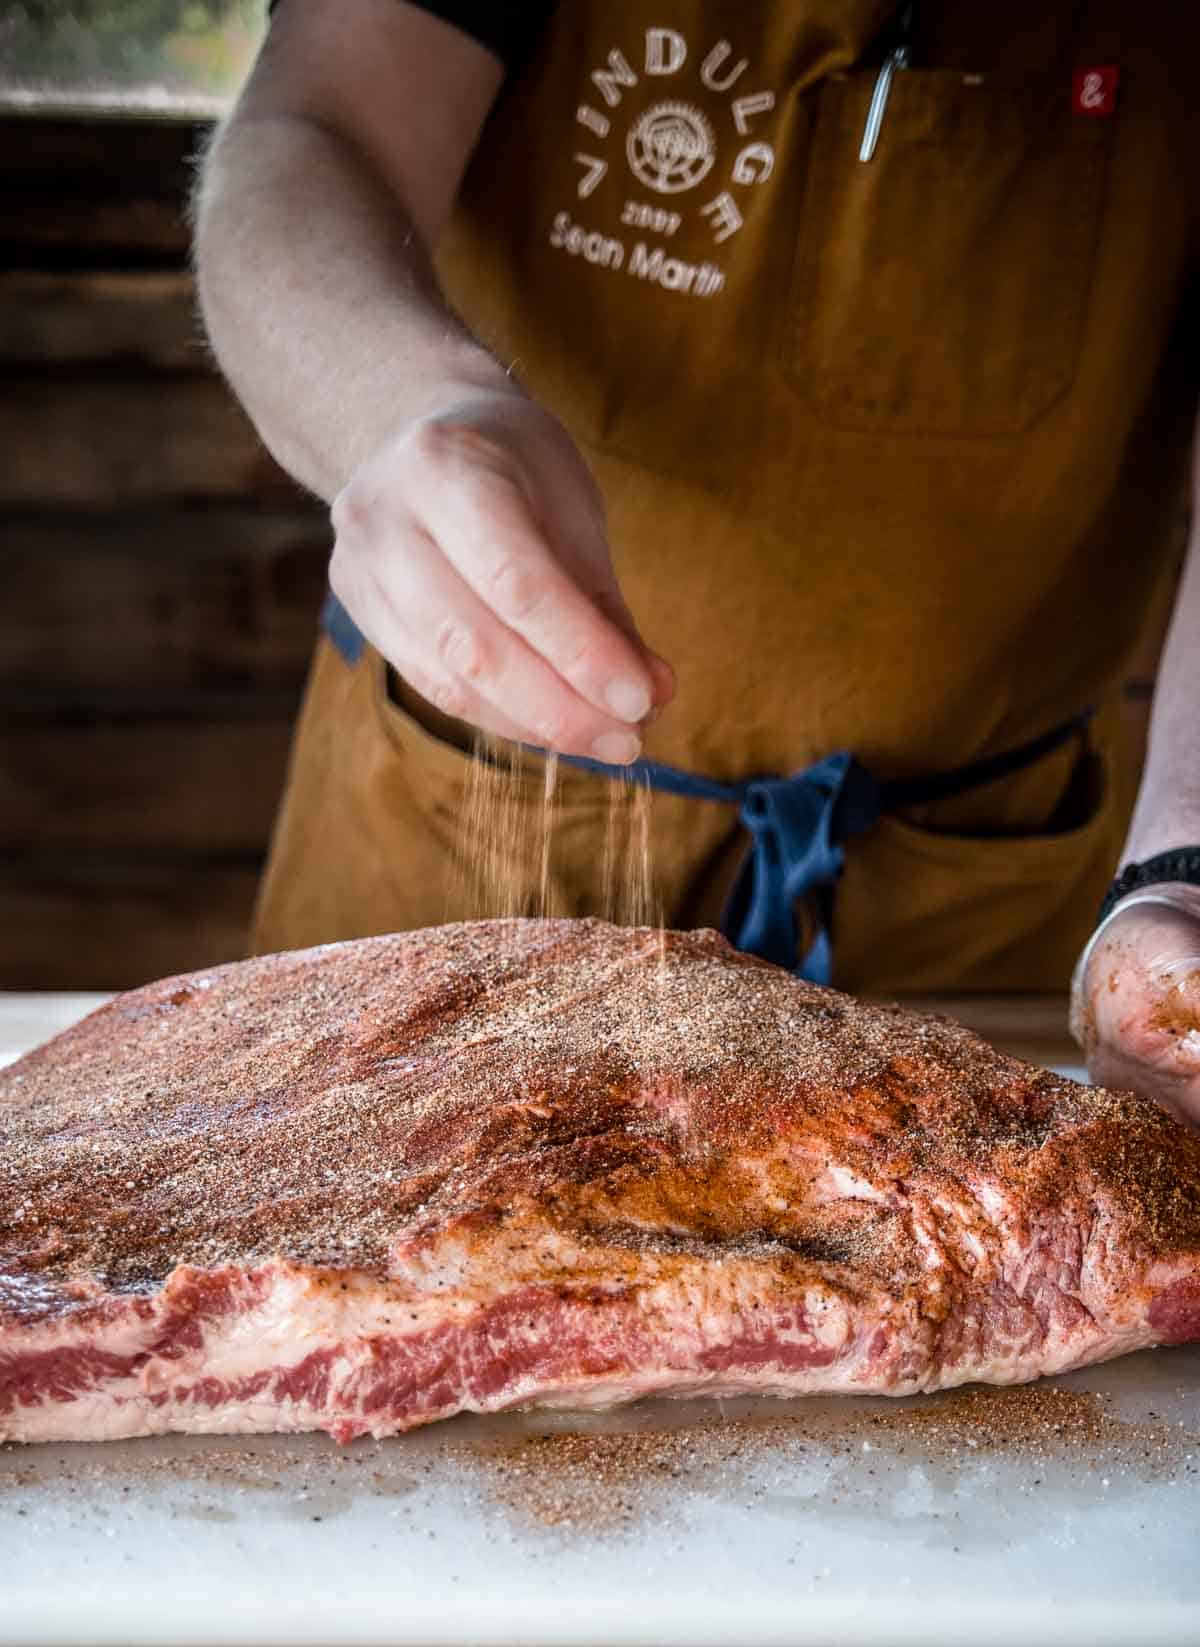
[{"left": 3, "top": 919, "right": 1200, "bottom": 1444}]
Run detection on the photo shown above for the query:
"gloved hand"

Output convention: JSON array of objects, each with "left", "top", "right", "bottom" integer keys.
[{"left": 1070, "top": 884, "right": 1200, "bottom": 1126}]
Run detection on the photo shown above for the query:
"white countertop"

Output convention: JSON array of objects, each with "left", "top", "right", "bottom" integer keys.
[
  {"left": 0, "top": 992, "right": 111, "bottom": 1069},
  {"left": 2, "top": 992, "right": 1196, "bottom": 1646}
]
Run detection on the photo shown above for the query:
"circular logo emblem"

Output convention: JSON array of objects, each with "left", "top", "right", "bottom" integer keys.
[{"left": 626, "top": 101, "right": 716, "bottom": 195}]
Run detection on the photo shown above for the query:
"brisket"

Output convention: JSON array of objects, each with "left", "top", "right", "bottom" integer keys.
[{"left": 3, "top": 919, "right": 1199, "bottom": 1444}]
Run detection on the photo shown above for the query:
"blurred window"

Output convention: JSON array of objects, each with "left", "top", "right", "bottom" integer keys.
[{"left": 1, "top": 2, "right": 264, "bottom": 118}]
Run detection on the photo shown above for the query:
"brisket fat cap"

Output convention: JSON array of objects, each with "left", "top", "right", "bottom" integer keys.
[{"left": 2, "top": 918, "right": 1200, "bottom": 1442}]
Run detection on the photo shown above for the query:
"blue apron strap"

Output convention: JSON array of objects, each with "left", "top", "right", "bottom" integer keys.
[
  {"left": 558, "top": 751, "right": 741, "bottom": 806},
  {"left": 316, "top": 591, "right": 861, "bottom": 974},
  {"left": 560, "top": 750, "right": 881, "bottom": 984},
  {"left": 321, "top": 591, "right": 366, "bottom": 667},
  {"left": 561, "top": 710, "right": 1091, "bottom": 983},
  {"left": 318, "top": 587, "right": 1090, "bottom": 985},
  {"left": 723, "top": 754, "right": 880, "bottom": 982}
]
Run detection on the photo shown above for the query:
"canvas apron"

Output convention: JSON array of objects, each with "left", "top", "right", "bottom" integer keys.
[{"left": 253, "top": 0, "right": 1199, "bottom": 993}]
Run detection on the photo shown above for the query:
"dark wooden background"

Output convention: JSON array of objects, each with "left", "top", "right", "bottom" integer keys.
[
  {"left": 0, "top": 116, "right": 329, "bottom": 989},
  {"left": 0, "top": 115, "right": 1174, "bottom": 991}
]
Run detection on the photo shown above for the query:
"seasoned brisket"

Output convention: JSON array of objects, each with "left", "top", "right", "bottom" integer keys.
[{"left": 3, "top": 919, "right": 1200, "bottom": 1444}]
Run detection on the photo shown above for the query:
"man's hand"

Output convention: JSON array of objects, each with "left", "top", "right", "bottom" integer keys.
[
  {"left": 1070, "top": 887, "right": 1200, "bottom": 1125},
  {"left": 329, "top": 387, "right": 673, "bottom": 761},
  {"left": 197, "top": 2, "right": 673, "bottom": 761}
]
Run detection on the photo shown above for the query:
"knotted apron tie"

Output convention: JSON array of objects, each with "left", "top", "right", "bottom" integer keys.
[
  {"left": 558, "top": 749, "right": 878, "bottom": 983},
  {"left": 561, "top": 715, "right": 1092, "bottom": 985},
  {"left": 320, "top": 592, "right": 1091, "bottom": 985}
]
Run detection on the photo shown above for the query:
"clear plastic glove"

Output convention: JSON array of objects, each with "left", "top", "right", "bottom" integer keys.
[{"left": 1070, "top": 884, "right": 1200, "bottom": 1125}]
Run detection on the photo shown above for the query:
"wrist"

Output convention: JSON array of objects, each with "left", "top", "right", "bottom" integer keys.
[
  {"left": 1072, "top": 882, "right": 1200, "bottom": 1026},
  {"left": 369, "top": 351, "right": 526, "bottom": 456},
  {"left": 335, "top": 351, "right": 524, "bottom": 494},
  {"left": 1099, "top": 849, "right": 1200, "bottom": 927},
  {"left": 1119, "top": 785, "right": 1200, "bottom": 866},
  {"left": 416, "top": 342, "right": 524, "bottom": 412}
]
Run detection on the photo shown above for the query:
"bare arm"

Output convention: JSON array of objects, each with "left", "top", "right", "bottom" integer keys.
[
  {"left": 1119, "top": 429, "right": 1200, "bottom": 864},
  {"left": 1072, "top": 421, "right": 1200, "bottom": 1120},
  {"left": 196, "top": 0, "right": 503, "bottom": 495},
  {"left": 194, "top": 0, "right": 670, "bottom": 759}
]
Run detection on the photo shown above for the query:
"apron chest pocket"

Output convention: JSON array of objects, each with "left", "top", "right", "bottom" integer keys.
[{"left": 786, "top": 67, "right": 1114, "bottom": 436}]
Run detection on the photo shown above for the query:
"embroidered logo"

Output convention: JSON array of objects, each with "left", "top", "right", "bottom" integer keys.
[
  {"left": 546, "top": 27, "right": 781, "bottom": 301},
  {"left": 1072, "top": 65, "right": 1119, "bottom": 117},
  {"left": 626, "top": 101, "right": 716, "bottom": 194}
]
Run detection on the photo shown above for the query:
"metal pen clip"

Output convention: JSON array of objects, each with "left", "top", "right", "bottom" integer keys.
[
  {"left": 859, "top": 43, "right": 911, "bottom": 162},
  {"left": 859, "top": 1, "right": 915, "bottom": 163}
]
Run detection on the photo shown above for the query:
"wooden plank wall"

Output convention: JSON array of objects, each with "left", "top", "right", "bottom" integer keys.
[
  {"left": 0, "top": 117, "right": 329, "bottom": 988},
  {"left": 0, "top": 116, "right": 1182, "bottom": 991}
]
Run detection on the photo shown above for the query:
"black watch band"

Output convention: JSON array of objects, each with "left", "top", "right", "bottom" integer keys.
[{"left": 1098, "top": 848, "right": 1200, "bottom": 926}]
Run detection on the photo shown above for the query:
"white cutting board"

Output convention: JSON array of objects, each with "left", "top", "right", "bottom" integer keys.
[{"left": 2, "top": 994, "right": 1199, "bottom": 1646}]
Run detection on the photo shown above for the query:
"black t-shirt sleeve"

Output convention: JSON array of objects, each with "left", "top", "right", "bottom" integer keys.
[
  {"left": 269, "top": 0, "right": 555, "bottom": 68},
  {"left": 405, "top": 0, "right": 554, "bottom": 64}
]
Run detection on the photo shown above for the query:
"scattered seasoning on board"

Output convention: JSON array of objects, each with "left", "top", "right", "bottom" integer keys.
[
  {"left": 437, "top": 1388, "right": 1199, "bottom": 1529},
  {"left": 10, "top": 1381, "right": 1193, "bottom": 1538}
]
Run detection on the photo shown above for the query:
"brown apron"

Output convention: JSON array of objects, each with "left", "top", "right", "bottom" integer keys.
[{"left": 254, "top": 0, "right": 1200, "bottom": 993}]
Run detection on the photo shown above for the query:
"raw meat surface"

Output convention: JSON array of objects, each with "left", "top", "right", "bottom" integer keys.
[{"left": 3, "top": 919, "right": 1200, "bottom": 1445}]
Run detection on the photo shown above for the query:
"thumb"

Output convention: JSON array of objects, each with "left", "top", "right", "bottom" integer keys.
[{"left": 520, "top": 411, "right": 676, "bottom": 714}]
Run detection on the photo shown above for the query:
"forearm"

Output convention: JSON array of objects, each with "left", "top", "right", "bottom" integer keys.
[
  {"left": 190, "top": 4, "right": 664, "bottom": 759},
  {"left": 1121, "top": 433, "right": 1200, "bottom": 862},
  {"left": 194, "top": 110, "right": 512, "bottom": 501}
]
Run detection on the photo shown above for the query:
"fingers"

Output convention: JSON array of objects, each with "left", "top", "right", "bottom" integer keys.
[
  {"left": 410, "top": 421, "right": 658, "bottom": 726},
  {"left": 329, "top": 524, "right": 643, "bottom": 763},
  {"left": 329, "top": 395, "right": 677, "bottom": 761},
  {"left": 1075, "top": 904, "right": 1200, "bottom": 1124},
  {"left": 516, "top": 429, "right": 676, "bottom": 710}
]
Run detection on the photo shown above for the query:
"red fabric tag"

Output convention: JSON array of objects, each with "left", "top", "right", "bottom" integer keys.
[{"left": 1072, "top": 65, "right": 1120, "bottom": 117}]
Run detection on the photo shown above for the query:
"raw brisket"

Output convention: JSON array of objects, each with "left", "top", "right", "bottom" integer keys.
[{"left": 3, "top": 919, "right": 1200, "bottom": 1444}]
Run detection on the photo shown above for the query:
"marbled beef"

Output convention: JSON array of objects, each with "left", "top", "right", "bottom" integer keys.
[{"left": 3, "top": 920, "right": 1200, "bottom": 1444}]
